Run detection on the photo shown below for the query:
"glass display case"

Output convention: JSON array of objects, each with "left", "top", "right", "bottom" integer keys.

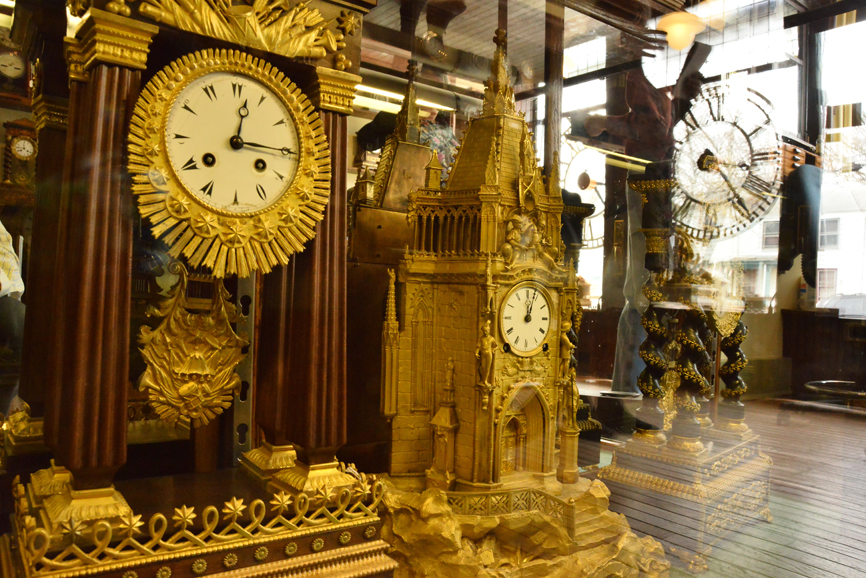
[{"left": 0, "top": 1, "right": 863, "bottom": 577}]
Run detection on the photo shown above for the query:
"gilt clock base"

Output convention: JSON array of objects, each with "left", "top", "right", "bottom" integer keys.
[{"left": 599, "top": 434, "right": 772, "bottom": 567}]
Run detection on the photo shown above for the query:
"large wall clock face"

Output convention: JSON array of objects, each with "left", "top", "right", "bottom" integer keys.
[
  {"left": 671, "top": 83, "right": 781, "bottom": 241},
  {"left": 500, "top": 283, "right": 552, "bottom": 357},
  {"left": 128, "top": 49, "right": 331, "bottom": 278},
  {"left": 562, "top": 130, "right": 606, "bottom": 249}
]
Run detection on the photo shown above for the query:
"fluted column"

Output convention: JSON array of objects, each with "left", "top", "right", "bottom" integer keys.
[
  {"left": 256, "top": 69, "right": 361, "bottom": 495},
  {"left": 18, "top": 1, "right": 69, "bottom": 416},
  {"left": 42, "top": 11, "right": 156, "bottom": 490}
]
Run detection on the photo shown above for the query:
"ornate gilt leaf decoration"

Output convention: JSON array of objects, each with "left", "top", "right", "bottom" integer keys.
[
  {"left": 137, "top": 0, "right": 346, "bottom": 59},
  {"left": 127, "top": 49, "right": 331, "bottom": 278},
  {"left": 138, "top": 263, "right": 249, "bottom": 428}
]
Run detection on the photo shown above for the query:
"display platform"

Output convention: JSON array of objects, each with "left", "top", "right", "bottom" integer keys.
[{"left": 599, "top": 433, "right": 772, "bottom": 572}]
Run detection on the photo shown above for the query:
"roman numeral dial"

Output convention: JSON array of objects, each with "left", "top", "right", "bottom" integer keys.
[
  {"left": 165, "top": 70, "right": 300, "bottom": 215},
  {"left": 671, "top": 83, "right": 781, "bottom": 241},
  {"left": 499, "top": 284, "right": 552, "bottom": 357}
]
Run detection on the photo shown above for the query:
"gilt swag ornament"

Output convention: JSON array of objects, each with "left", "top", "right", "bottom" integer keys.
[{"left": 138, "top": 264, "right": 249, "bottom": 428}]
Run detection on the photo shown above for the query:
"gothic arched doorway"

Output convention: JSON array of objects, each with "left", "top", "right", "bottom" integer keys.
[{"left": 497, "top": 383, "right": 550, "bottom": 480}]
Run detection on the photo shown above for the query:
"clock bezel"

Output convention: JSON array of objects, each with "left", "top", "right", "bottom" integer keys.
[
  {"left": 499, "top": 281, "right": 554, "bottom": 358},
  {"left": 128, "top": 49, "right": 331, "bottom": 278},
  {"left": 10, "top": 135, "right": 36, "bottom": 161}
]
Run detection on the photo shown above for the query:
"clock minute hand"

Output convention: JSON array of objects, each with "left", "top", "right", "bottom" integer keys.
[{"left": 241, "top": 141, "right": 298, "bottom": 156}]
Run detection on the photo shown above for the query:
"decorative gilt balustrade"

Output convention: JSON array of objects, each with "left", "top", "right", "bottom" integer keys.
[
  {"left": 446, "top": 488, "right": 575, "bottom": 540},
  {"left": 11, "top": 472, "right": 386, "bottom": 578},
  {"left": 409, "top": 205, "right": 482, "bottom": 256}
]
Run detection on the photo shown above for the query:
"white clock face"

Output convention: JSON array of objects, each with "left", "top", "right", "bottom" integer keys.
[
  {"left": 501, "top": 284, "right": 551, "bottom": 356},
  {"left": 672, "top": 84, "right": 780, "bottom": 240},
  {"left": 0, "top": 53, "right": 24, "bottom": 79},
  {"left": 165, "top": 71, "right": 301, "bottom": 215},
  {"left": 12, "top": 137, "right": 34, "bottom": 160}
]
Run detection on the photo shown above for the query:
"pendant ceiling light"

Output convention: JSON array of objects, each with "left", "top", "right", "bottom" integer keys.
[{"left": 657, "top": 12, "right": 706, "bottom": 51}]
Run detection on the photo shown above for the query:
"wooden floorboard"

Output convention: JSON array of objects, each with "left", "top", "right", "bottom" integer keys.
[{"left": 607, "top": 400, "right": 866, "bottom": 577}]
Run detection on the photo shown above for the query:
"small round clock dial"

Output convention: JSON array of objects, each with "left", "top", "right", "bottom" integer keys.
[
  {"left": 165, "top": 72, "right": 300, "bottom": 215},
  {"left": 11, "top": 136, "right": 35, "bottom": 160},
  {"left": 500, "top": 284, "right": 551, "bottom": 357},
  {"left": 0, "top": 53, "right": 24, "bottom": 79},
  {"left": 672, "top": 84, "right": 781, "bottom": 241}
]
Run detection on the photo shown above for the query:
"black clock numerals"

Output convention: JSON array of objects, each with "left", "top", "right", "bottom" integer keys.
[
  {"left": 747, "top": 120, "right": 772, "bottom": 139},
  {"left": 683, "top": 110, "right": 700, "bottom": 131},
  {"left": 233, "top": 190, "right": 239, "bottom": 205},
  {"left": 174, "top": 134, "right": 189, "bottom": 140},
  {"left": 232, "top": 82, "right": 244, "bottom": 98},
  {"left": 751, "top": 150, "right": 778, "bottom": 163},
  {"left": 202, "top": 84, "right": 218, "bottom": 101},
  {"left": 538, "top": 328, "right": 545, "bottom": 334},
  {"left": 274, "top": 118, "right": 287, "bottom": 127},
  {"left": 258, "top": 94, "right": 267, "bottom": 107},
  {"left": 182, "top": 103, "right": 197, "bottom": 115},
  {"left": 507, "top": 327, "right": 514, "bottom": 335},
  {"left": 182, "top": 156, "right": 198, "bottom": 170},
  {"left": 256, "top": 183, "right": 268, "bottom": 201},
  {"left": 274, "top": 170, "right": 286, "bottom": 182},
  {"left": 200, "top": 181, "right": 215, "bottom": 197},
  {"left": 743, "top": 174, "right": 775, "bottom": 196}
]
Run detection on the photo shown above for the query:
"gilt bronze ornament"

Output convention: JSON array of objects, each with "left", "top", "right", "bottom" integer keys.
[
  {"left": 138, "top": 263, "right": 249, "bottom": 428},
  {"left": 128, "top": 49, "right": 331, "bottom": 278}
]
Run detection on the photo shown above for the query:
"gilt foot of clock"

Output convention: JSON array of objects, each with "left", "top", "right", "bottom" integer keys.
[
  {"left": 268, "top": 457, "right": 358, "bottom": 499},
  {"left": 556, "top": 427, "right": 580, "bottom": 484},
  {"left": 239, "top": 442, "right": 297, "bottom": 488}
]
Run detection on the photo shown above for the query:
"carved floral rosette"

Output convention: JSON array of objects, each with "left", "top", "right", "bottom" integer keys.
[
  {"left": 138, "top": 264, "right": 249, "bottom": 428},
  {"left": 128, "top": 49, "right": 331, "bottom": 278}
]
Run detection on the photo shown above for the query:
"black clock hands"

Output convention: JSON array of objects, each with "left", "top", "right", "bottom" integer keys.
[
  {"left": 241, "top": 141, "right": 298, "bottom": 156},
  {"left": 228, "top": 135, "right": 296, "bottom": 156},
  {"left": 236, "top": 100, "right": 249, "bottom": 137}
]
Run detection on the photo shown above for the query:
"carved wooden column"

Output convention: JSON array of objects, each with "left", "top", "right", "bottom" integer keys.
[
  {"left": 16, "top": 0, "right": 69, "bottom": 417},
  {"left": 42, "top": 11, "right": 157, "bottom": 491},
  {"left": 252, "top": 68, "right": 362, "bottom": 496}
]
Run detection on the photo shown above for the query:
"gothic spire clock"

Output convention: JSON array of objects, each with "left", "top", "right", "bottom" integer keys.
[
  {"left": 671, "top": 83, "right": 781, "bottom": 241},
  {"left": 128, "top": 49, "right": 331, "bottom": 278}
]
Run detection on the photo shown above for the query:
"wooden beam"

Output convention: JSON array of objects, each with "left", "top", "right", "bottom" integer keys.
[
  {"left": 515, "top": 59, "right": 642, "bottom": 101},
  {"left": 784, "top": 0, "right": 866, "bottom": 28},
  {"left": 544, "top": 0, "right": 565, "bottom": 178}
]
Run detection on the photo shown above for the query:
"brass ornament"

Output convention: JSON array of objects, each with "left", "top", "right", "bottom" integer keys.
[
  {"left": 128, "top": 49, "right": 331, "bottom": 278},
  {"left": 311, "top": 538, "right": 325, "bottom": 552},
  {"left": 137, "top": 0, "right": 346, "bottom": 59},
  {"left": 138, "top": 264, "right": 249, "bottom": 428},
  {"left": 284, "top": 542, "right": 298, "bottom": 556},
  {"left": 11, "top": 471, "right": 386, "bottom": 577},
  {"left": 191, "top": 559, "right": 207, "bottom": 575},
  {"left": 254, "top": 546, "right": 269, "bottom": 561}
]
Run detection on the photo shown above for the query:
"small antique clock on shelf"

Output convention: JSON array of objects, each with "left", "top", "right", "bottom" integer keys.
[
  {"left": 3, "top": 117, "right": 37, "bottom": 188},
  {"left": 128, "top": 49, "right": 331, "bottom": 278},
  {"left": 671, "top": 83, "right": 782, "bottom": 241}
]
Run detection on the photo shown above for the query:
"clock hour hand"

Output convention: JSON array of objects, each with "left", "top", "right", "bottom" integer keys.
[{"left": 236, "top": 100, "right": 249, "bottom": 137}]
